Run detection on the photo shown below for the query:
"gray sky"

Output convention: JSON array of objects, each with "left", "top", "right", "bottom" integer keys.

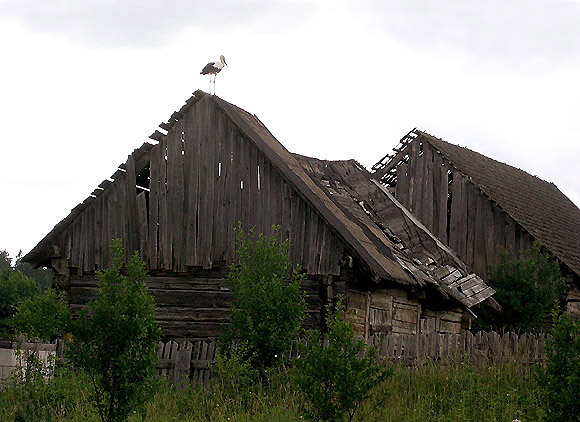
[{"left": 1, "top": 0, "right": 579, "bottom": 260}]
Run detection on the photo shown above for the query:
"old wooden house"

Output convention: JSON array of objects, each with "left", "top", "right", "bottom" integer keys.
[
  {"left": 23, "top": 92, "right": 496, "bottom": 340},
  {"left": 372, "top": 129, "right": 580, "bottom": 318}
]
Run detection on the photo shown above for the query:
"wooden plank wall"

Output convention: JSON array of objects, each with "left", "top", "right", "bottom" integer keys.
[
  {"left": 395, "top": 140, "right": 534, "bottom": 276},
  {"left": 347, "top": 287, "right": 464, "bottom": 338},
  {"left": 51, "top": 97, "right": 343, "bottom": 277}
]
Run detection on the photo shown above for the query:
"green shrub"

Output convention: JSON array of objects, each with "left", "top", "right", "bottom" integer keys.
[
  {"left": 220, "top": 224, "right": 306, "bottom": 373},
  {"left": 11, "top": 289, "right": 71, "bottom": 341},
  {"left": 294, "top": 299, "right": 392, "bottom": 422},
  {"left": 540, "top": 310, "right": 580, "bottom": 422},
  {"left": 212, "top": 344, "right": 256, "bottom": 401},
  {"left": 69, "top": 239, "right": 161, "bottom": 422},
  {"left": 0, "top": 268, "right": 40, "bottom": 337},
  {"left": 474, "top": 242, "right": 566, "bottom": 332}
]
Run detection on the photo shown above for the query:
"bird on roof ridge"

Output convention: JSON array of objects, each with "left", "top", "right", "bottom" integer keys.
[{"left": 201, "top": 55, "right": 228, "bottom": 95}]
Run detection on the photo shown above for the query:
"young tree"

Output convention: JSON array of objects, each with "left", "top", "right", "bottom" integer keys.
[
  {"left": 220, "top": 224, "right": 306, "bottom": 372},
  {"left": 69, "top": 240, "right": 161, "bottom": 422},
  {"left": 294, "top": 299, "right": 392, "bottom": 422},
  {"left": 473, "top": 242, "right": 566, "bottom": 332},
  {"left": 541, "top": 310, "right": 580, "bottom": 422}
]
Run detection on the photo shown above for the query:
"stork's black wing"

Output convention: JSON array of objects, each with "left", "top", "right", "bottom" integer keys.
[{"left": 200, "top": 62, "right": 218, "bottom": 75}]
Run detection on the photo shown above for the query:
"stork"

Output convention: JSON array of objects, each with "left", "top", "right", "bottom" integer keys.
[{"left": 201, "top": 55, "right": 228, "bottom": 95}]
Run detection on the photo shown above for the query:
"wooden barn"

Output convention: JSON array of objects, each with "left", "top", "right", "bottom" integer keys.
[
  {"left": 372, "top": 128, "right": 580, "bottom": 318},
  {"left": 23, "top": 92, "right": 496, "bottom": 341}
]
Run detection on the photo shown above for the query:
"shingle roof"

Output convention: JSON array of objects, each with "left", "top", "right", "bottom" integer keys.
[{"left": 416, "top": 130, "right": 580, "bottom": 277}]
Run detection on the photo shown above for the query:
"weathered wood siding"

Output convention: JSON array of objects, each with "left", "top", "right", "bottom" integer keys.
[
  {"left": 68, "top": 265, "right": 347, "bottom": 341},
  {"left": 566, "top": 283, "right": 580, "bottom": 320},
  {"left": 47, "top": 97, "right": 344, "bottom": 277},
  {"left": 347, "top": 286, "right": 464, "bottom": 338},
  {"left": 394, "top": 140, "right": 534, "bottom": 276}
]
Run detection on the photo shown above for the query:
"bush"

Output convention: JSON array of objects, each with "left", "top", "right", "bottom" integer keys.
[
  {"left": 220, "top": 224, "right": 306, "bottom": 373},
  {"left": 474, "top": 242, "right": 566, "bottom": 332},
  {"left": 294, "top": 299, "right": 392, "bottom": 422},
  {"left": 212, "top": 344, "right": 256, "bottom": 401},
  {"left": 540, "top": 310, "right": 580, "bottom": 422},
  {"left": 11, "top": 289, "right": 70, "bottom": 341},
  {"left": 69, "top": 239, "right": 161, "bottom": 422},
  {"left": 0, "top": 268, "right": 40, "bottom": 337}
]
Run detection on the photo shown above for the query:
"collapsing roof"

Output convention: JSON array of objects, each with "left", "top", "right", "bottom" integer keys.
[
  {"left": 374, "top": 129, "right": 580, "bottom": 278},
  {"left": 23, "top": 92, "right": 496, "bottom": 312},
  {"left": 294, "top": 155, "right": 496, "bottom": 310}
]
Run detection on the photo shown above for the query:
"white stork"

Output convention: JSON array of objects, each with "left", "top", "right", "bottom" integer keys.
[{"left": 201, "top": 55, "right": 228, "bottom": 95}]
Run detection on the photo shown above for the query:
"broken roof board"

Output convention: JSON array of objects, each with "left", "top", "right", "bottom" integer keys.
[{"left": 376, "top": 129, "right": 580, "bottom": 278}]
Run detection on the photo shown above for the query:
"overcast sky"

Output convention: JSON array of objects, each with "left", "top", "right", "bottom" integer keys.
[{"left": 1, "top": 0, "right": 579, "bottom": 261}]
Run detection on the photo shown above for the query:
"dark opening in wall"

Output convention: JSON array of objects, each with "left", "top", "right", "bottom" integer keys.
[
  {"left": 136, "top": 163, "right": 151, "bottom": 213},
  {"left": 446, "top": 170, "right": 454, "bottom": 242}
]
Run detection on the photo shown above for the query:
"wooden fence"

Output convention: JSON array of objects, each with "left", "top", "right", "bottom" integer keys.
[
  {"left": 157, "top": 330, "right": 551, "bottom": 384},
  {"left": 156, "top": 340, "right": 215, "bottom": 385},
  {"left": 1, "top": 331, "right": 550, "bottom": 384}
]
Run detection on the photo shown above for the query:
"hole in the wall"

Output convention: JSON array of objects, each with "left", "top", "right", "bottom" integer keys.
[
  {"left": 136, "top": 164, "right": 151, "bottom": 194},
  {"left": 181, "top": 131, "right": 185, "bottom": 156},
  {"left": 446, "top": 170, "right": 454, "bottom": 241},
  {"left": 218, "top": 162, "right": 222, "bottom": 177},
  {"left": 257, "top": 165, "right": 261, "bottom": 190},
  {"left": 240, "top": 180, "right": 244, "bottom": 189}
]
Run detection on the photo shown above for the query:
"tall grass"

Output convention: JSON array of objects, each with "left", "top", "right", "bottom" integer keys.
[
  {"left": 367, "top": 360, "right": 545, "bottom": 421},
  {"left": 0, "top": 359, "right": 545, "bottom": 421}
]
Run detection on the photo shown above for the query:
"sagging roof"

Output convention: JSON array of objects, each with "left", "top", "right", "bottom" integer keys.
[
  {"left": 294, "top": 155, "right": 496, "bottom": 308},
  {"left": 23, "top": 92, "right": 495, "bottom": 310},
  {"left": 406, "top": 130, "right": 580, "bottom": 277}
]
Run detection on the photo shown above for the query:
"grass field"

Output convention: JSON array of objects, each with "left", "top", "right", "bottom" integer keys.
[{"left": 0, "top": 359, "right": 545, "bottom": 421}]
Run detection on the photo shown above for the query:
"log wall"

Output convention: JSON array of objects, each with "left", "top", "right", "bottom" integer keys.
[
  {"left": 395, "top": 140, "right": 534, "bottom": 276},
  {"left": 67, "top": 261, "right": 349, "bottom": 341}
]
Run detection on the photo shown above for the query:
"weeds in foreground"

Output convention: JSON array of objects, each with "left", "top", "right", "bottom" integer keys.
[{"left": 0, "top": 358, "right": 545, "bottom": 421}]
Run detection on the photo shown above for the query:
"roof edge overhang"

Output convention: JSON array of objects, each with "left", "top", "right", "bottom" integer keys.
[{"left": 210, "top": 95, "right": 415, "bottom": 285}]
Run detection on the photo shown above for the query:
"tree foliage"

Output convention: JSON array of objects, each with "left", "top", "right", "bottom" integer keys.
[
  {"left": 473, "top": 243, "right": 566, "bottom": 332},
  {"left": 0, "top": 268, "right": 40, "bottom": 337},
  {"left": 540, "top": 310, "right": 580, "bottom": 422},
  {"left": 294, "top": 299, "right": 392, "bottom": 422},
  {"left": 15, "top": 250, "right": 54, "bottom": 291},
  {"left": 220, "top": 224, "right": 306, "bottom": 372},
  {"left": 11, "top": 289, "right": 70, "bottom": 342},
  {"left": 0, "top": 248, "right": 55, "bottom": 338},
  {"left": 0, "top": 250, "right": 11, "bottom": 269},
  {"left": 69, "top": 239, "right": 161, "bottom": 422}
]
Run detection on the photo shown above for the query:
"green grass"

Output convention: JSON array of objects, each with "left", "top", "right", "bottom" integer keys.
[{"left": 0, "top": 359, "right": 546, "bottom": 421}]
